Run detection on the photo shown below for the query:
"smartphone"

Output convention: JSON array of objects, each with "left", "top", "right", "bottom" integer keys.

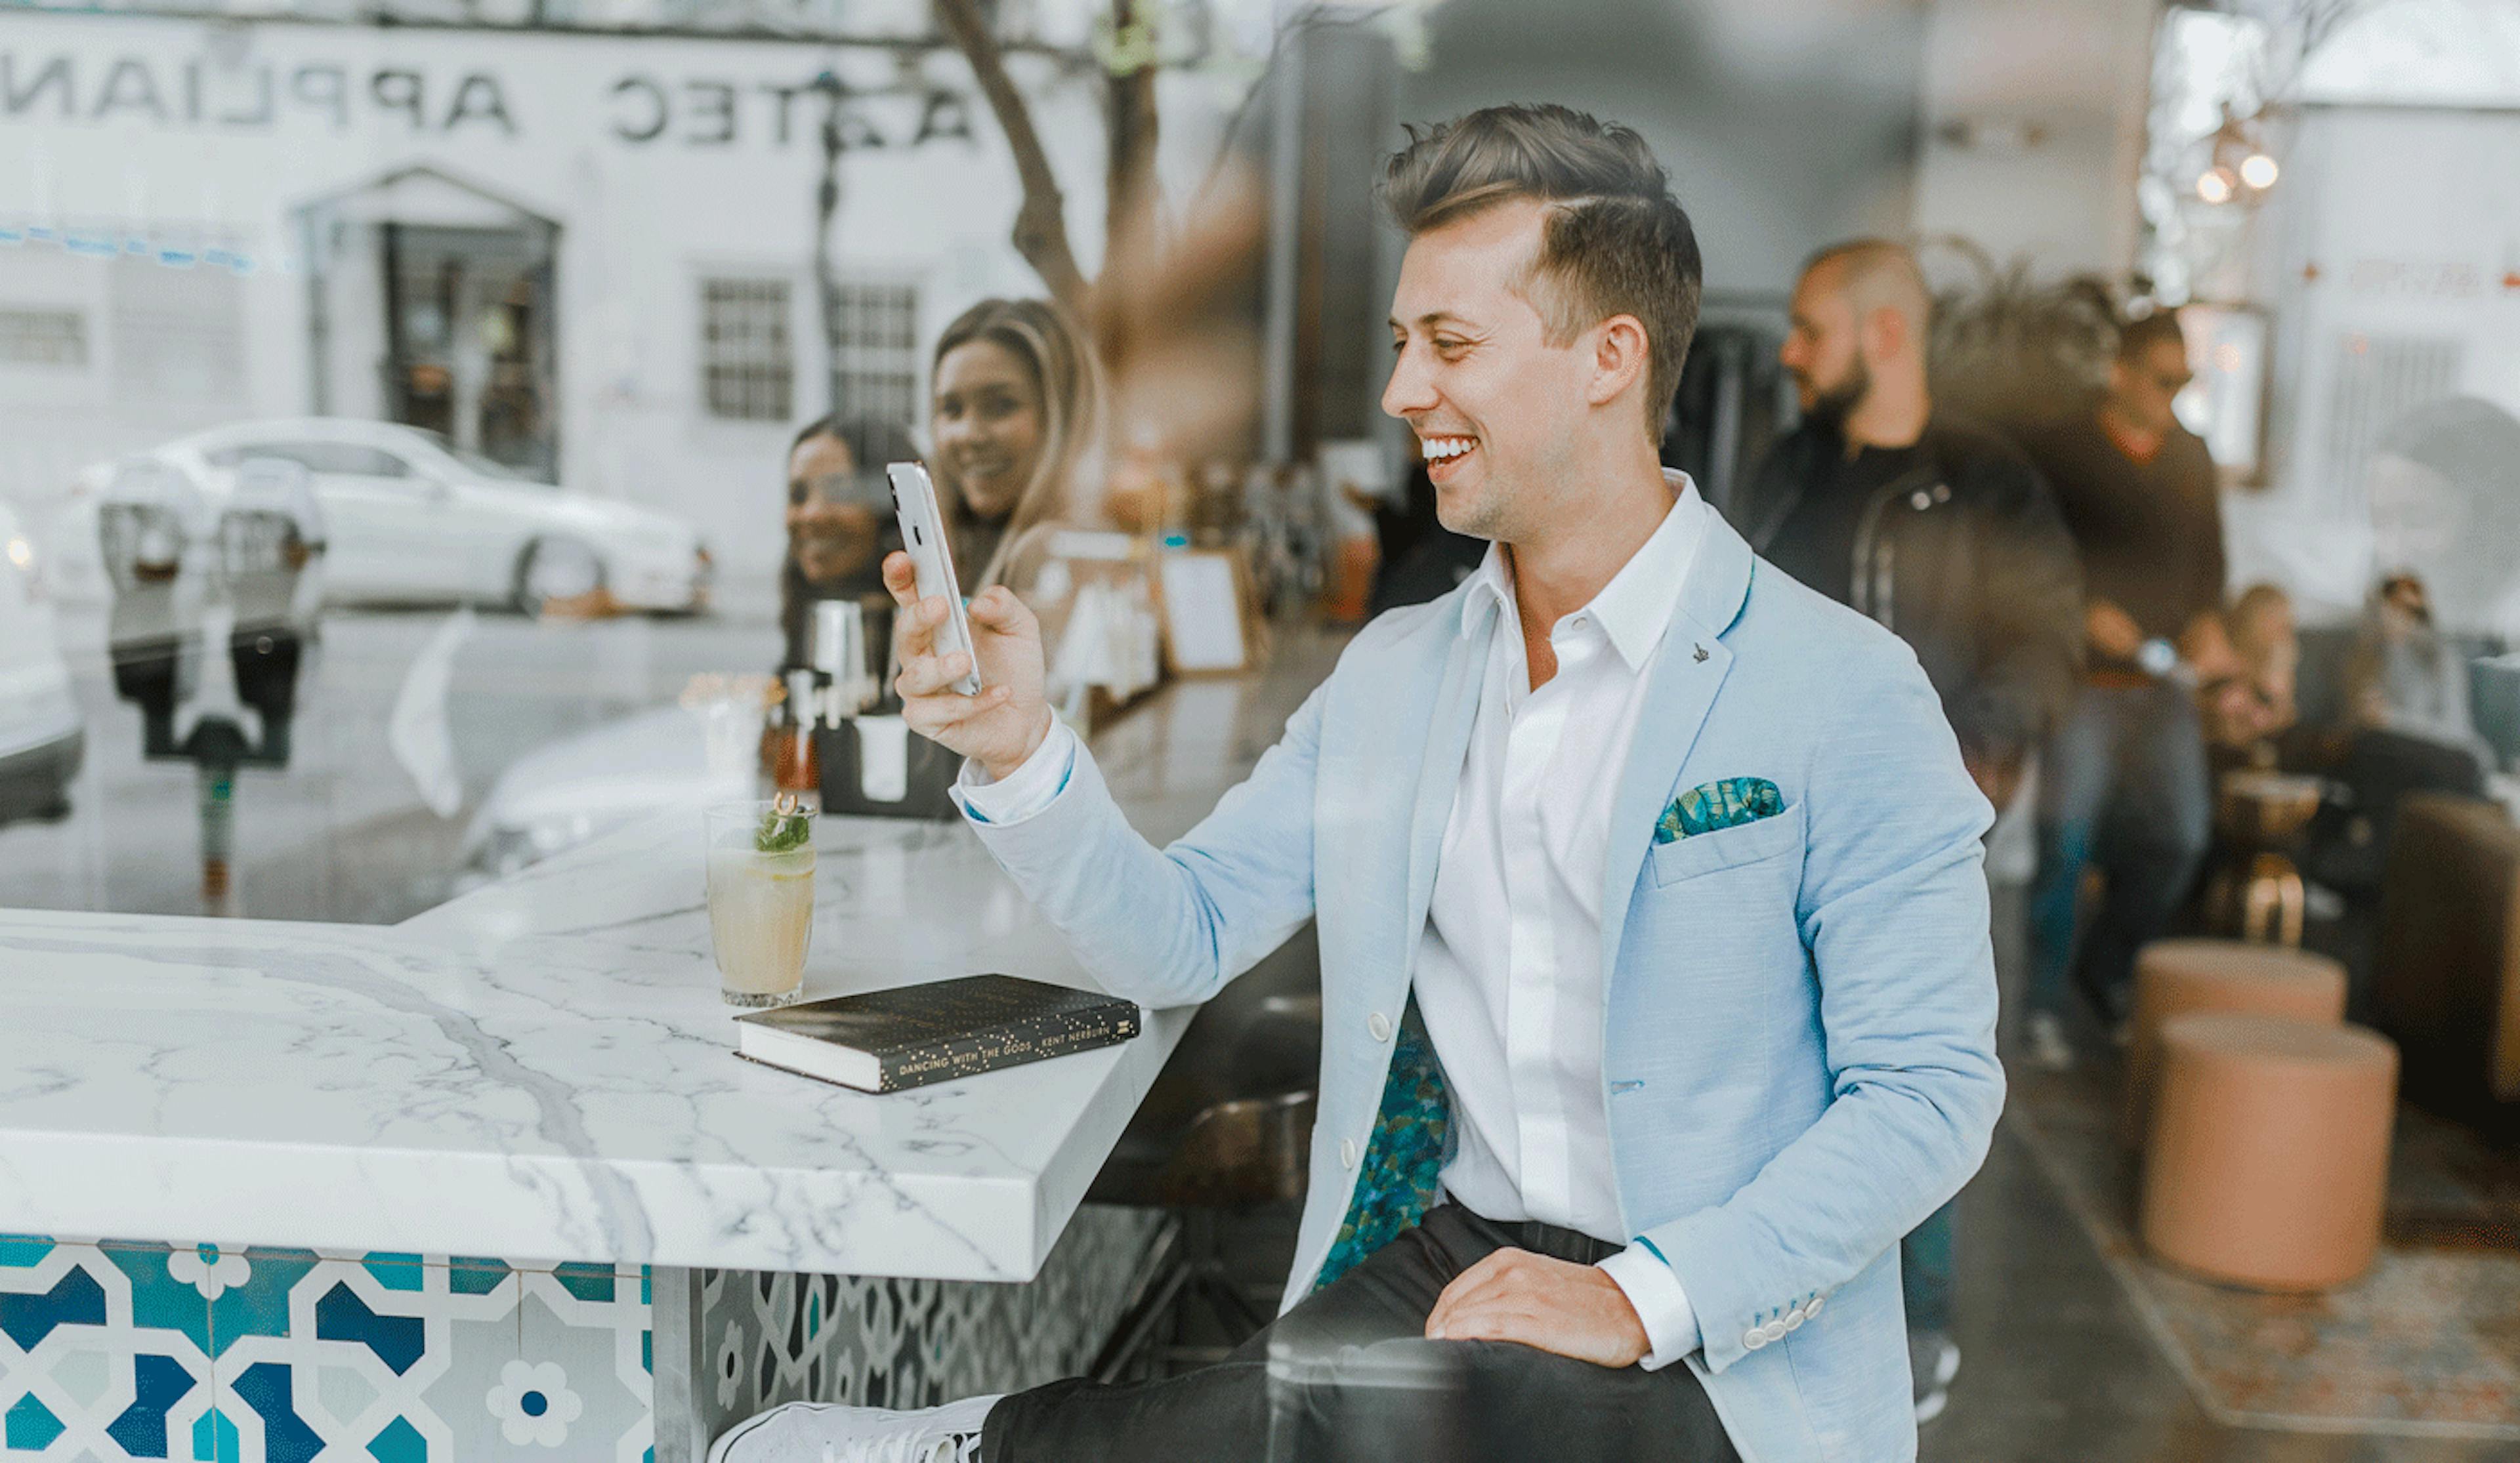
[{"left": 886, "top": 461, "right": 984, "bottom": 696}]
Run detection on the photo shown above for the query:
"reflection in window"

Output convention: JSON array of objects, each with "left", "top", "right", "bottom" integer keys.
[
  {"left": 209, "top": 442, "right": 413, "bottom": 478},
  {"left": 2325, "top": 334, "right": 2462, "bottom": 514},
  {"left": 2172, "top": 304, "right": 2270, "bottom": 485},
  {"left": 701, "top": 278, "right": 795, "bottom": 423},
  {"left": 0, "top": 308, "right": 87, "bottom": 368},
  {"left": 828, "top": 279, "right": 919, "bottom": 432},
  {"left": 112, "top": 257, "right": 248, "bottom": 409}
]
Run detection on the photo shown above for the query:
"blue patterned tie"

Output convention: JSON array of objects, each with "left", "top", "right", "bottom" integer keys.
[{"left": 1314, "top": 1003, "right": 1450, "bottom": 1291}]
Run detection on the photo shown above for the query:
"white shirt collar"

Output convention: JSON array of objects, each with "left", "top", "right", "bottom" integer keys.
[{"left": 1461, "top": 468, "right": 1707, "bottom": 672}]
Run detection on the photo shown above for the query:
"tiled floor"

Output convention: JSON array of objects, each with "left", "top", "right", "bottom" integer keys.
[
  {"left": 1949, "top": 891, "right": 2519, "bottom": 1460},
  {"left": 1930, "top": 1117, "right": 2513, "bottom": 1463}
]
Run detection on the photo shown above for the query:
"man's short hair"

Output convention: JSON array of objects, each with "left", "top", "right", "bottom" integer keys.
[
  {"left": 1799, "top": 238, "right": 1931, "bottom": 336},
  {"left": 1381, "top": 104, "right": 1704, "bottom": 437},
  {"left": 2117, "top": 308, "right": 2187, "bottom": 362}
]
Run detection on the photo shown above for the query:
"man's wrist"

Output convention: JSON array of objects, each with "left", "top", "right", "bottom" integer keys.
[
  {"left": 956, "top": 717, "right": 1076, "bottom": 827},
  {"left": 1597, "top": 1245, "right": 1698, "bottom": 1370},
  {"left": 982, "top": 705, "right": 1057, "bottom": 783}
]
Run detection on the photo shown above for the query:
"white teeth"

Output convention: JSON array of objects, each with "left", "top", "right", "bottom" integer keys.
[{"left": 1419, "top": 436, "right": 1475, "bottom": 461}]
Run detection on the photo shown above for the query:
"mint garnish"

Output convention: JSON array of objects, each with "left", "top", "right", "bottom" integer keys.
[{"left": 755, "top": 809, "right": 812, "bottom": 854}]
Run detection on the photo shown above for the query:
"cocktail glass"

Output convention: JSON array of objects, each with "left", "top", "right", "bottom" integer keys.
[{"left": 704, "top": 800, "right": 817, "bottom": 1007}]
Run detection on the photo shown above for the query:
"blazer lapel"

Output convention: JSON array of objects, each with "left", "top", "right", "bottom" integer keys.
[{"left": 1599, "top": 514, "right": 1759, "bottom": 982}]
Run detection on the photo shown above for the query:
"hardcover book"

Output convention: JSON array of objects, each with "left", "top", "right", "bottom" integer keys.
[{"left": 732, "top": 974, "right": 1141, "bottom": 1094}]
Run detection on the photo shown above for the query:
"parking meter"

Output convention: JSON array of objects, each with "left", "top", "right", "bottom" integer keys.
[
  {"left": 98, "top": 454, "right": 323, "bottom": 908},
  {"left": 219, "top": 457, "right": 327, "bottom": 763},
  {"left": 98, "top": 459, "right": 209, "bottom": 754}
]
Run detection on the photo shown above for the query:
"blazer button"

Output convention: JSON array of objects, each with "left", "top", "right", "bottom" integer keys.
[
  {"left": 1742, "top": 1330, "right": 1768, "bottom": 1351},
  {"left": 1805, "top": 1294, "right": 1824, "bottom": 1318},
  {"left": 1339, "top": 1138, "right": 1359, "bottom": 1170},
  {"left": 1367, "top": 1012, "right": 1393, "bottom": 1042}
]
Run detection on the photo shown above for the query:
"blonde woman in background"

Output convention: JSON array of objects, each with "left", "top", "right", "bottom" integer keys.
[{"left": 927, "top": 297, "right": 1106, "bottom": 595}]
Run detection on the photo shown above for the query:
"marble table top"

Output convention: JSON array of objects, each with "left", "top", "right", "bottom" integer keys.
[{"left": 0, "top": 642, "right": 1335, "bottom": 1282}]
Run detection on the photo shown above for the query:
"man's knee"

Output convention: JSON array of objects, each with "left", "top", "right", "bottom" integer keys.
[
  {"left": 1449, "top": 1342, "right": 1732, "bottom": 1462},
  {"left": 1265, "top": 1336, "right": 1644, "bottom": 1462},
  {"left": 1449, "top": 1337, "right": 1643, "bottom": 1406},
  {"left": 1262, "top": 1334, "right": 1478, "bottom": 1463}
]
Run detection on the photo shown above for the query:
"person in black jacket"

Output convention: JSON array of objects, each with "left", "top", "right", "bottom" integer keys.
[
  {"left": 1729, "top": 239, "right": 2083, "bottom": 1428},
  {"left": 1734, "top": 240, "right": 2083, "bottom": 812}
]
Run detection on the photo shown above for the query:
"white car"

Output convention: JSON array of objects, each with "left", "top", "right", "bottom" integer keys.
[
  {"left": 0, "top": 503, "right": 83, "bottom": 825},
  {"left": 71, "top": 419, "right": 711, "bottom": 613},
  {"left": 460, "top": 702, "right": 737, "bottom": 879}
]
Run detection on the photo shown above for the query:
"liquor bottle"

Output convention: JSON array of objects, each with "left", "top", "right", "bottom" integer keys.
[{"left": 774, "top": 669, "right": 823, "bottom": 810}]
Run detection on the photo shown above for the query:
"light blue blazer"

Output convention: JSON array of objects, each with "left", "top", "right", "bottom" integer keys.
[{"left": 966, "top": 512, "right": 2004, "bottom": 1462}]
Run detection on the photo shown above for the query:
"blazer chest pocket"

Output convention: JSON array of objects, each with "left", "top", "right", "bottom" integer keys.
[{"left": 1648, "top": 800, "right": 1805, "bottom": 887}]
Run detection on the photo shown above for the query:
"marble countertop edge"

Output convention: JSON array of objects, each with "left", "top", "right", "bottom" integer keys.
[{"left": 0, "top": 1126, "right": 1050, "bottom": 1279}]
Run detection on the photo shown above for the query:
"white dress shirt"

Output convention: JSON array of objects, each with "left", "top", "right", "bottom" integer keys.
[
  {"left": 1410, "top": 476, "right": 1706, "bottom": 1370},
  {"left": 959, "top": 473, "right": 1712, "bottom": 1369}
]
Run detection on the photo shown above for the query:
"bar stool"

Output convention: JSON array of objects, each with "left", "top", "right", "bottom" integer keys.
[
  {"left": 1086, "top": 1087, "right": 1314, "bottom": 1380},
  {"left": 2140, "top": 1012, "right": 2398, "bottom": 1290},
  {"left": 2122, "top": 939, "right": 2346, "bottom": 1145},
  {"left": 2200, "top": 770, "right": 2325, "bottom": 947},
  {"left": 1085, "top": 950, "right": 1320, "bottom": 1382}
]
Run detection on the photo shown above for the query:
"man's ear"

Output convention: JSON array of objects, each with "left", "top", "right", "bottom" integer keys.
[
  {"left": 1588, "top": 314, "right": 1650, "bottom": 409},
  {"left": 1863, "top": 304, "right": 1908, "bottom": 365}
]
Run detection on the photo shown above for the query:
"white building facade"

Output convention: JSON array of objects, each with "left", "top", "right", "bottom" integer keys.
[{"left": 0, "top": 11, "right": 1241, "bottom": 588}]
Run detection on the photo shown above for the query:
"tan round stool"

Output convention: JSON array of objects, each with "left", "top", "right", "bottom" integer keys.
[
  {"left": 2122, "top": 939, "right": 2347, "bottom": 1144},
  {"left": 2140, "top": 1012, "right": 2398, "bottom": 1290}
]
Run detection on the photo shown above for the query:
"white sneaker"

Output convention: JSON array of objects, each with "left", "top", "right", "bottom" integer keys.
[
  {"left": 1910, "top": 1332, "right": 1961, "bottom": 1424},
  {"left": 2025, "top": 1013, "right": 2074, "bottom": 1072},
  {"left": 707, "top": 1395, "right": 1000, "bottom": 1463}
]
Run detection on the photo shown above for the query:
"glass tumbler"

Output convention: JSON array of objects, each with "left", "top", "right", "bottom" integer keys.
[{"left": 704, "top": 798, "right": 817, "bottom": 1007}]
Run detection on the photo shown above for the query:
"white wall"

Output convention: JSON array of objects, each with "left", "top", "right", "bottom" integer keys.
[
  {"left": 1908, "top": 0, "right": 2156, "bottom": 278},
  {"left": 2223, "top": 106, "right": 2520, "bottom": 634},
  {"left": 1396, "top": 0, "right": 1929, "bottom": 303}
]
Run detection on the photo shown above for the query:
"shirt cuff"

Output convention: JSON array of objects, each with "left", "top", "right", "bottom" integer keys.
[
  {"left": 1598, "top": 1243, "right": 1701, "bottom": 1372},
  {"left": 953, "top": 718, "right": 1078, "bottom": 827}
]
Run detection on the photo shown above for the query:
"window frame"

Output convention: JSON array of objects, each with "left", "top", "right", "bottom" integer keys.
[{"left": 698, "top": 276, "right": 797, "bottom": 424}]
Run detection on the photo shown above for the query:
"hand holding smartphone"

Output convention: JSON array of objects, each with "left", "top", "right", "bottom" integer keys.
[
  {"left": 880, "top": 463, "right": 1053, "bottom": 782},
  {"left": 887, "top": 461, "right": 983, "bottom": 696}
]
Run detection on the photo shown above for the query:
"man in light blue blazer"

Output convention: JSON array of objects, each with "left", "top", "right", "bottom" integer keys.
[{"left": 715, "top": 104, "right": 2002, "bottom": 1463}]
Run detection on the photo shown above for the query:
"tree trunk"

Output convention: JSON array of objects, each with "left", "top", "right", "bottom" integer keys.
[
  {"left": 815, "top": 93, "right": 845, "bottom": 419},
  {"left": 1098, "top": 0, "right": 1164, "bottom": 381},
  {"left": 1102, "top": 0, "right": 1162, "bottom": 284},
  {"left": 932, "top": 0, "right": 1093, "bottom": 318}
]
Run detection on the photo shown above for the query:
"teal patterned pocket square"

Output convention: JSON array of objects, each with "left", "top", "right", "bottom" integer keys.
[{"left": 1655, "top": 777, "right": 1784, "bottom": 844}]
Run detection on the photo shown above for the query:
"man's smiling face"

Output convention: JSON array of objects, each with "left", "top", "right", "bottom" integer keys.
[{"left": 1383, "top": 197, "right": 1596, "bottom": 543}]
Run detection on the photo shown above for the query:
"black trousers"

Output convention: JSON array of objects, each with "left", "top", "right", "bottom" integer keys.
[{"left": 984, "top": 1204, "right": 1742, "bottom": 1463}]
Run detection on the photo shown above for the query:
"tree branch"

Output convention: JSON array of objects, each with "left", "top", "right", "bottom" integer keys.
[{"left": 933, "top": 0, "right": 1092, "bottom": 316}]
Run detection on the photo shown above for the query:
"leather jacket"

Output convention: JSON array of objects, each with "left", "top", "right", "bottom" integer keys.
[{"left": 1736, "top": 418, "right": 2086, "bottom": 775}]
